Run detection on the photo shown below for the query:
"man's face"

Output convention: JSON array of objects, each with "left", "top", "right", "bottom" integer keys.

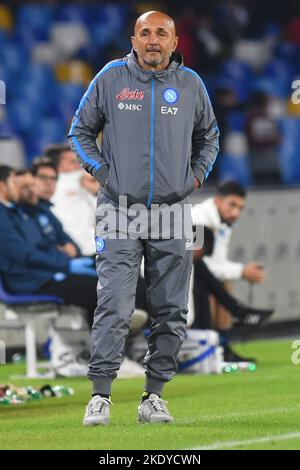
[
  {"left": 0, "top": 172, "right": 20, "bottom": 203},
  {"left": 58, "top": 151, "right": 81, "bottom": 173},
  {"left": 214, "top": 195, "right": 245, "bottom": 226},
  {"left": 131, "top": 12, "right": 178, "bottom": 71},
  {"left": 16, "top": 173, "right": 39, "bottom": 205},
  {"left": 34, "top": 167, "right": 58, "bottom": 200}
]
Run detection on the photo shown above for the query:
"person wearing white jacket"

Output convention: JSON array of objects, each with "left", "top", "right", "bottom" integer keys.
[
  {"left": 51, "top": 169, "right": 97, "bottom": 256},
  {"left": 192, "top": 181, "right": 267, "bottom": 362},
  {"left": 44, "top": 145, "right": 99, "bottom": 256}
]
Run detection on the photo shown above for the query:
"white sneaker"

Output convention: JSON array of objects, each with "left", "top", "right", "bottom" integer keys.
[
  {"left": 137, "top": 394, "right": 174, "bottom": 424},
  {"left": 83, "top": 395, "right": 112, "bottom": 426},
  {"left": 117, "top": 357, "right": 145, "bottom": 379},
  {"left": 54, "top": 358, "right": 88, "bottom": 377}
]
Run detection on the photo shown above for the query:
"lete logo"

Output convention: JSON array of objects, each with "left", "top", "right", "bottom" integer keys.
[{"left": 116, "top": 87, "right": 144, "bottom": 100}]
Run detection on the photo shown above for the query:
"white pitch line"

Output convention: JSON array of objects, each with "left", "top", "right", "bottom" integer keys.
[
  {"left": 188, "top": 432, "right": 300, "bottom": 450},
  {"left": 179, "top": 404, "right": 300, "bottom": 426}
]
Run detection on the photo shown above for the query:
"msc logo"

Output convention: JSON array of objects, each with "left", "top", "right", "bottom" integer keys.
[
  {"left": 163, "top": 88, "right": 178, "bottom": 104},
  {"left": 118, "top": 103, "right": 143, "bottom": 111},
  {"left": 161, "top": 106, "right": 178, "bottom": 115},
  {"left": 116, "top": 87, "right": 144, "bottom": 100}
]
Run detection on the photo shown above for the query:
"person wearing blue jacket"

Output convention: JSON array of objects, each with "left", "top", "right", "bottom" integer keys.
[
  {"left": 0, "top": 165, "right": 97, "bottom": 327},
  {"left": 69, "top": 11, "right": 220, "bottom": 425},
  {"left": 21, "top": 157, "right": 81, "bottom": 258}
]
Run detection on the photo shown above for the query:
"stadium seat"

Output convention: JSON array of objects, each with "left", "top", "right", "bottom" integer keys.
[
  {"left": 17, "top": 4, "right": 54, "bottom": 40},
  {"left": 8, "top": 100, "right": 41, "bottom": 135},
  {"left": 93, "top": 4, "right": 128, "bottom": 30},
  {"left": 14, "top": 83, "right": 50, "bottom": 114},
  {"left": 16, "top": 27, "right": 46, "bottom": 49},
  {"left": 227, "top": 111, "right": 246, "bottom": 132},
  {"left": 219, "top": 58, "right": 254, "bottom": 102},
  {"left": 22, "top": 63, "right": 54, "bottom": 86},
  {"left": 50, "top": 23, "right": 90, "bottom": 57},
  {"left": 218, "top": 152, "right": 252, "bottom": 186},
  {"left": 262, "top": 59, "right": 295, "bottom": 97},
  {"left": 263, "top": 21, "right": 281, "bottom": 38},
  {"left": 0, "top": 30, "right": 7, "bottom": 50},
  {"left": 0, "top": 275, "right": 63, "bottom": 378},
  {"left": 32, "top": 42, "right": 58, "bottom": 66},
  {"left": 57, "top": 82, "right": 86, "bottom": 104},
  {"left": 279, "top": 117, "right": 300, "bottom": 184},
  {"left": 0, "top": 120, "right": 15, "bottom": 139},
  {"left": 89, "top": 22, "right": 115, "bottom": 48},
  {"left": 54, "top": 82, "right": 86, "bottom": 121},
  {"left": 55, "top": 5, "right": 93, "bottom": 25},
  {"left": 89, "top": 4, "right": 128, "bottom": 48},
  {"left": 0, "top": 5, "right": 13, "bottom": 31},
  {"left": 55, "top": 61, "right": 93, "bottom": 86},
  {"left": 274, "top": 41, "right": 298, "bottom": 62},
  {"left": 251, "top": 77, "right": 287, "bottom": 98},
  {"left": 1, "top": 42, "right": 28, "bottom": 78},
  {"left": 234, "top": 40, "right": 270, "bottom": 69},
  {"left": 29, "top": 117, "right": 68, "bottom": 156}
]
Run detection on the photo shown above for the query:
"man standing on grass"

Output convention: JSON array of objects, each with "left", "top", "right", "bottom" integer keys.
[{"left": 69, "top": 10, "right": 219, "bottom": 425}]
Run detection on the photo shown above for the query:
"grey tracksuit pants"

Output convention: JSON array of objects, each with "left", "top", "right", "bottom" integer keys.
[{"left": 88, "top": 190, "right": 193, "bottom": 396}]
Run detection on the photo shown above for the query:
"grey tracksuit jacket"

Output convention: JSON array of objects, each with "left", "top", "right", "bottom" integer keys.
[
  {"left": 68, "top": 51, "right": 219, "bottom": 395},
  {"left": 68, "top": 50, "right": 219, "bottom": 207}
]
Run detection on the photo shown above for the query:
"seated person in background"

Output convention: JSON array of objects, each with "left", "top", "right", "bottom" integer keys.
[
  {"left": 16, "top": 158, "right": 80, "bottom": 258},
  {"left": 29, "top": 157, "right": 149, "bottom": 331},
  {"left": 0, "top": 164, "right": 148, "bottom": 332},
  {"left": 0, "top": 164, "right": 97, "bottom": 328},
  {"left": 192, "top": 181, "right": 268, "bottom": 362},
  {"left": 191, "top": 226, "right": 273, "bottom": 333},
  {"left": 44, "top": 144, "right": 98, "bottom": 256}
]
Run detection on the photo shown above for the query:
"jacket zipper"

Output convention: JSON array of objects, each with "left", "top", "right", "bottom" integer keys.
[{"left": 147, "top": 77, "right": 155, "bottom": 208}]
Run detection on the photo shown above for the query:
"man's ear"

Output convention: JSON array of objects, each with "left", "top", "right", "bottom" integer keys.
[
  {"left": 173, "top": 36, "right": 179, "bottom": 51},
  {"left": 131, "top": 36, "right": 136, "bottom": 50}
]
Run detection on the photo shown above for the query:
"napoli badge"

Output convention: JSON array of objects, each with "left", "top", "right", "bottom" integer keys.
[
  {"left": 163, "top": 88, "right": 179, "bottom": 104},
  {"left": 95, "top": 236, "right": 106, "bottom": 253}
]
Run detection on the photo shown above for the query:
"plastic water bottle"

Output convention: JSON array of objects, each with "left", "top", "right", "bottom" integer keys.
[
  {"left": 26, "top": 387, "right": 42, "bottom": 400},
  {"left": 12, "top": 353, "right": 25, "bottom": 364},
  {"left": 52, "top": 385, "right": 74, "bottom": 398},
  {"left": 222, "top": 361, "right": 256, "bottom": 373},
  {"left": 1, "top": 390, "right": 24, "bottom": 404}
]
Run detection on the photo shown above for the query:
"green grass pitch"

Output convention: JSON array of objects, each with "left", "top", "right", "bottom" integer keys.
[{"left": 1, "top": 339, "right": 300, "bottom": 450}]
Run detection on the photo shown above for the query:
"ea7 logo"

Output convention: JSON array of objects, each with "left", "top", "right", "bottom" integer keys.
[{"left": 161, "top": 106, "right": 178, "bottom": 115}]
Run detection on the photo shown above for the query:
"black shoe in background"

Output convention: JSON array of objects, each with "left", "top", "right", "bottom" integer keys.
[
  {"left": 223, "top": 344, "right": 257, "bottom": 364},
  {"left": 238, "top": 307, "right": 274, "bottom": 327}
]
